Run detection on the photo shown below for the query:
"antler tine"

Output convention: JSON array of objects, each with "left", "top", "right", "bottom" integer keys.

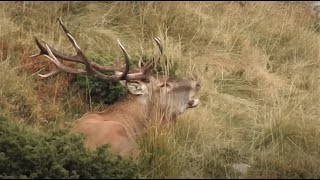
[
  {"left": 154, "top": 37, "right": 163, "bottom": 55},
  {"left": 56, "top": 18, "right": 92, "bottom": 70},
  {"left": 39, "top": 44, "right": 86, "bottom": 78},
  {"left": 141, "top": 37, "right": 164, "bottom": 75},
  {"left": 30, "top": 37, "right": 46, "bottom": 58},
  {"left": 130, "top": 37, "right": 164, "bottom": 77},
  {"left": 38, "top": 69, "right": 61, "bottom": 78},
  {"left": 117, "top": 40, "right": 130, "bottom": 80},
  {"left": 116, "top": 39, "right": 156, "bottom": 81}
]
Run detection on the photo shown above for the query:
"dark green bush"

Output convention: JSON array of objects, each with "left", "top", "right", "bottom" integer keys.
[
  {"left": 72, "top": 52, "right": 127, "bottom": 105},
  {"left": 74, "top": 75, "right": 127, "bottom": 105},
  {"left": 0, "top": 115, "right": 139, "bottom": 179}
]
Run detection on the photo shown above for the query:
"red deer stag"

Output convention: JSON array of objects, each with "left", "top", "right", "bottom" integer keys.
[{"left": 31, "top": 18, "right": 201, "bottom": 158}]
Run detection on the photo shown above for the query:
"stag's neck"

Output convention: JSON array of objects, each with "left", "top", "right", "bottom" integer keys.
[
  {"left": 105, "top": 94, "right": 149, "bottom": 113},
  {"left": 148, "top": 104, "right": 178, "bottom": 126},
  {"left": 98, "top": 94, "right": 151, "bottom": 139}
]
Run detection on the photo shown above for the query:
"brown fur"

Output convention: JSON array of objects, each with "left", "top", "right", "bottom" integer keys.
[{"left": 72, "top": 76, "right": 200, "bottom": 159}]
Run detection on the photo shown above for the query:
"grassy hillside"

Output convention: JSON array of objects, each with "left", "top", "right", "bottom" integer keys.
[{"left": 1, "top": 1, "right": 320, "bottom": 178}]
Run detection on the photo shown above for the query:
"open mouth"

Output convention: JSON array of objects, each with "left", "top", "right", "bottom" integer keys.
[{"left": 187, "top": 98, "right": 200, "bottom": 108}]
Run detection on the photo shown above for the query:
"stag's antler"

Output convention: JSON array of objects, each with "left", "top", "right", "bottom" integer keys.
[
  {"left": 31, "top": 18, "right": 156, "bottom": 82},
  {"left": 154, "top": 37, "right": 163, "bottom": 55}
]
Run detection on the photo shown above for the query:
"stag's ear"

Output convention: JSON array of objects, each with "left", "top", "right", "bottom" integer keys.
[
  {"left": 126, "top": 81, "right": 144, "bottom": 95},
  {"left": 115, "top": 70, "right": 144, "bottom": 95}
]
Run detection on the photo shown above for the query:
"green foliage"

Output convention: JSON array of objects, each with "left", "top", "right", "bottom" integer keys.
[
  {"left": 72, "top": 53, "right": 127, "bottom": 105},
  {"left": 74, "top": 75, "right": 127, "bottom": 105},
  {"left": 0, "top": 115, "right": 139, "bottom": 179}
]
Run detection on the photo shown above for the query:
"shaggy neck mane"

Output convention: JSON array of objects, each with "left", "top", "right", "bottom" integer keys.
[{"left": 95, "top": 94, "right": 152, "bottom": 141}]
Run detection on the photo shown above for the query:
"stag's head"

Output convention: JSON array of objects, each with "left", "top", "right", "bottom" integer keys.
[
  {"left": 153, "top": 76, "right": 200, "bottom": 117},
  {"left": 116, "top": 73, "right": 201, "bottom": 120},
  {"left": 115, "top": 38, "right": 200, "bottom": 120},
  {"left": 31, "top": 18, "right": 201, "bottom": 121}
]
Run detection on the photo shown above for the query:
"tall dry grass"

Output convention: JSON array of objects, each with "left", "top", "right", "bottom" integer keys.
[{"left": 1, "top": 1, "right": 320, "bottom": 178}]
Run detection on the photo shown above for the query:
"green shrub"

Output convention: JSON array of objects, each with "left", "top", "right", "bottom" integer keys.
[
  {"left": 74, "top": 75, "right": 127, "bottom": 105},
  {"left": 72, "top": 53, "right": 127, "bottom": 105},
  {"left": 0, "top": 115, "right": 139, "bottom": 179}
]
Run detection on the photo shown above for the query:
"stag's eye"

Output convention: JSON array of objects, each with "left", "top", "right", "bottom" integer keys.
[
  {"left": 196, "top": 82, "right": 201, "bottom": 90},
  {"left": 160, "top": 82, "right": 170, "bottom": 88}
]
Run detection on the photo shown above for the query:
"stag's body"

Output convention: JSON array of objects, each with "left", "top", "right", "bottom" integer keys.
[
  {"left": 32, "top": 18, "right": 200, "bottom": 159},
  {"left": 72, "top": 77, "right": 200, "bottom": 157},
  {"left": 73, "top": 94, "right": 149, "bottom": 157}
]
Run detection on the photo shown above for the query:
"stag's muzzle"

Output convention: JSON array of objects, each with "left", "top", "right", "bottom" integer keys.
[{"left": 188, "top": 99, "right": 200, "bottom": 108}]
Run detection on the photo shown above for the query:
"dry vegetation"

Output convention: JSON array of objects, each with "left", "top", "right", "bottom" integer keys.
[{"left": 1, "top": 1, "right": 320, "bottom": 178}]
